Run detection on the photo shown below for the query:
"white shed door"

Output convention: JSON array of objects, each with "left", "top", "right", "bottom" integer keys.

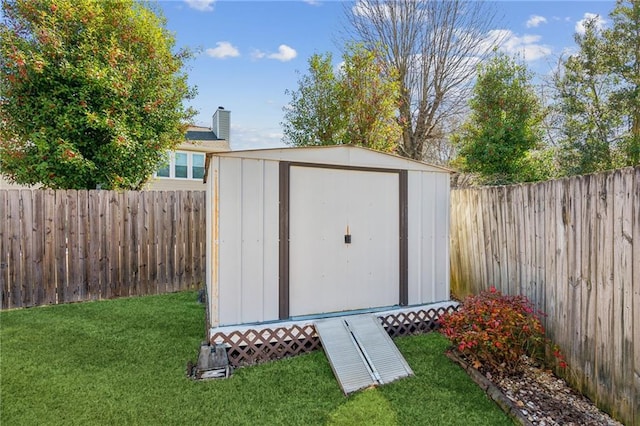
[{"left": 289, "top": 166, "right": 399, "bottom": 317}]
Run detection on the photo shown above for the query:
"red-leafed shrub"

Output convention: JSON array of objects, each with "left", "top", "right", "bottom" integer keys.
[{"left": 439, "top": 287, "right": 566, "bottom": 375}]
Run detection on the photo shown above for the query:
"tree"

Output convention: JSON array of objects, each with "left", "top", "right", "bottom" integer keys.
[
  {"left": 603, "top": 0, "right": 640, "bottom": 165},
  {"left": 0, "top": 0, "right": 195, "bottom": 190},
  {"left": 553, "top": 18, "right": 621, "bottom": 175},
  {"left": 553, "top": 1, "right": 640, "bottom": 175},
  {"left": 345, "top": 0, "right": 500, "bottom": 163},
  {"left": 281, "top": 53, "right": 346, "bottom": 147},
  {"left": 452, "top": 53, "right": 544, "bottom": 185},
  {"left": 339, "top": 44, "right": 402, "bottom": 151},
  {"left": 282, "top": 43, "right": 401, "bottom": 152}
]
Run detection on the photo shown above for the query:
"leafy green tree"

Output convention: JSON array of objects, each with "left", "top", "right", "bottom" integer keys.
[
  {"left": 282, "top": 44, "right": 401, "bottom": 152},
  {"left": 339, "top": 45, "right": 402, "bottom": 152},
  {"left": 603, "top": 0, "right": 640, "bottom": 165},
  {"left": 281, "top": 53, "right": 346, "bottom": 147},
  {"left": 452, "top": 53, "right": 545, "bottom": 185},
  {"left": 553, "top": 17, "right": 623, "bottom": 175},
  {"left": 0, "top": 0, "right": 195, "bottom": 190},
  {"left": 553, "top": 1, "right": 640, "bottom": 175}
]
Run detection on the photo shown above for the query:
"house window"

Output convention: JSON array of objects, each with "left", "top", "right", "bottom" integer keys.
[
  {"left": 157, "top": 161, "right": 170, "bottom": 178},
  {"left": 155, "top": 151, "right": 206, "bottom": 180},
  {"left": 175, "top": 152, "right": 188, "bottom": 178},
  {"left": 192, "top": 154, "right": 205, "bottom": 180}
]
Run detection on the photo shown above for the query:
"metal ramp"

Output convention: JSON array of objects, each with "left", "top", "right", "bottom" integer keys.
[{"left": 315, "top": 314, "right": 414, "bottom": 395}]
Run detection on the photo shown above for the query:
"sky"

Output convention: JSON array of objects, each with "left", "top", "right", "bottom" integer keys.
[{"left": 157, "top": 0, "right": 617, "bottom": 151}]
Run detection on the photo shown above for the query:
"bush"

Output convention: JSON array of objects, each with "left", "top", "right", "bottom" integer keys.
[{"left": 438, "top": 287, "right": 566, "bottom": 375}]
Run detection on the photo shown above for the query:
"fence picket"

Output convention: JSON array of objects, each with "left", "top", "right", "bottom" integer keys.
[
  {"left": 176, "top": 191, "right": 186, "bottom": 290},
  {"left": 167, "top": 191, "right": 176, "bottom": 289},
  {"left": 67, "top": 190, "right": 80, "bottom": 303},
  {"left": 77, "top": 190, "right": 89, "bottom": 300},
  {"left": 633, "top": 167, "right": 640, "bottom": 424},
  {"left": 32, "top": 191, "right": 45, "bottom": 305},
  {"left": 156, "top": 192, "right": 168, "bottom": 293},
  {"left": 139, "top": 192, "right": 149, "bottom": 296},
  {"left": 87, "top": 191, "right": 101, "bottom": 299},
  {"left": 0, "top": 190, "right": 8, "bottom": 308},
  {"left": 20, "top": 190, "right": 34, "bottom": 307},
  {"left": 580, "top": 174, "right": 597, "bottom": 395},
  {"left": 613, "top": 170, "right": 634, "bottom": 420},
  {"left": 43, "top": 190, "right": 57, "bottom": 305},
  {"left": 193, "top": 191, "right": 203, "bottom": 287},
  {"left": 8, "top": 191, "right": 21, "bottom": 308},
  {"left": 145, "top": 192, "right": 156, "bottom": 294}
]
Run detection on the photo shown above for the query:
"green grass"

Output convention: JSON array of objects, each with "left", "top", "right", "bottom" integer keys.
[{"left": 0, "top": 292, "right": 513, "bottom": 425}]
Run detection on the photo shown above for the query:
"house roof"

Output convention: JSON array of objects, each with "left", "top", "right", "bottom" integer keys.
[
  {"left": 179, "top": 126, "right": 230, "bottom": 154},
  {"left": 185, "top": 125, "right": 221, "bottom": 141}
]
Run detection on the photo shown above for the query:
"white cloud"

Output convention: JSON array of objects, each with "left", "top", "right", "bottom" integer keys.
[
  {"left": 575, "top": 13, "right": 607, "bottom": 35},
  {"left": 303, "top": 0, "right": 321, "bottom": 5},
  {"left": 352, "top": 0, "right": 394, "bottom": 21},
  {"left": 251, "top": 49, "right": 266, "bottom": 60},
  {"left": 205, "top": 42, "right": 240, "bottom": 59},
  {"left": 252, "top": 45, "right": 297, "bottom": 62},
  {"left": 185, "top": 0, "right": 215, "bottom": 12},
  {"left": 267, "top": 45, "right": 297, "bottom": 62},
  {"left": 230, "top": 124, "right": 286, "bottom": 150},
  {"left": 526, "top": 15, "right": 547, "bottom": 28},
  {"left": 483, "top": 29, "right": 552, "bottom": 62},
  {"left": 352, "top": 0, "right": 370, "bottom": 17},
  {"left": 518, "top": 45, "right": 552, "bottom": 62}
]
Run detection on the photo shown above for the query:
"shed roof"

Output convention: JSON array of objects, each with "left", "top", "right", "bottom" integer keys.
[{"left": 209, "top": 145, "right": 451, "bottom": 173}]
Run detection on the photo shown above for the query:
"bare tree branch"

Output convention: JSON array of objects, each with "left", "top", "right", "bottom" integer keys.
[{"left": 344, "top": 0, "right": 502, "bottom": 163}]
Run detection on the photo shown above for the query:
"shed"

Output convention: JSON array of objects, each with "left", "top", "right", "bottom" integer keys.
[{"left": 205, "top": 145, "right": 451, "bottom": 329}]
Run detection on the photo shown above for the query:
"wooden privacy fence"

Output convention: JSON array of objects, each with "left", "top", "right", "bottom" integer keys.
[
  {"left": 450, "top": 166, "right": 639, "bottom": 426},
  {"left": 1, "top": 189, "right": 206, "bottom": 309}
]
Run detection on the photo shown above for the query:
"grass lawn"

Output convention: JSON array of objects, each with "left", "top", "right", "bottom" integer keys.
[{"left": 0, "top": 292, "right": 513, "bottom": 425}]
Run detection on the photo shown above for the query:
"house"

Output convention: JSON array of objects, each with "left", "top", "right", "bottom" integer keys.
[
  {"left": 145, "top": 107, "right": 231, "bottom": 191},
  {"left": 205, "top": 145, "right": 453, "bottom": 330},
  {"left": 0, "top": 107, "right": 231, "bottom": 190}
]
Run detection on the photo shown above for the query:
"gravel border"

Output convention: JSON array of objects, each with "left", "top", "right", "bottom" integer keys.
[
  {"left": 444, "top": 350, "right": 622, "bottom": 426},
  {"left": 445, "top": 350, "right": 534, "bottom": 426}
]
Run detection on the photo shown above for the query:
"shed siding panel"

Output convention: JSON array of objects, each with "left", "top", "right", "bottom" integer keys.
[
  {"left": 411, "top": 172, "right": 437, "bottom": 304},
  {"left": 205, "top": 158, "right": 217, "bottom": 327},
  {"left": 407, "top": 173, "right": 422, "bottom": 304},
  {"left": 261, "top": 161, "right": 280, "bottom": 322},
  {"left": 213, "top": 158, "right": 281, "bottom": 326},
  {"left": 239, "top": 159, "right": 265, "bottom": 322},
  {"left": 407, "top": 172, "right": 450, "bottom": 305},
  {"left": 433, "top": 173, "right": 451, "bottom": 302},
  {"left": 422, "top": 173, "right": 437, "bottom": 303},
  {"left": 218, "top": 157, "right": 243, "bottom": 325}
]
